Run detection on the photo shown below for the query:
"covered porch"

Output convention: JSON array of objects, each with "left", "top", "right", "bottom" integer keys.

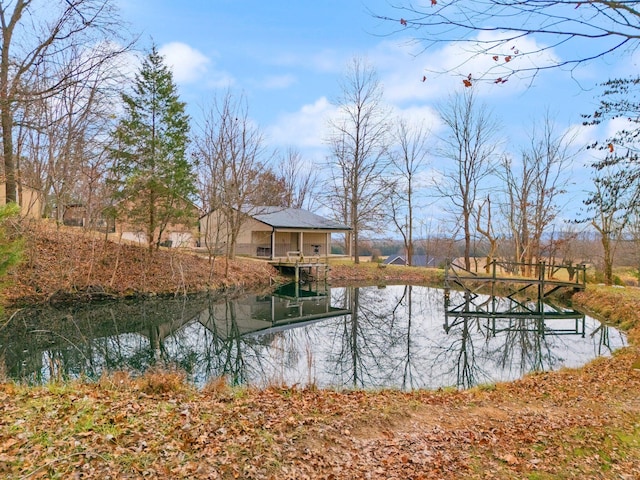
[{"left": 251, "top": 229, "right": 333, "bottom": 261}]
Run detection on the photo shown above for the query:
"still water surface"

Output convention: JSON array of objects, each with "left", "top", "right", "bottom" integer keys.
[{"left": 0, "top": 284, "right": 626, "bottom": 390}]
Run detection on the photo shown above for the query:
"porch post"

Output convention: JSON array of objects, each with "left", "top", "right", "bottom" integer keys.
[
  {"left": 271, "top": 229, "right": 276, "bottom": 260},
  {"left": 326, "top": 232, "right": 330, "bottom": 259},
  {"left": 300, "top": 231, "right": 304, "bottom": 256}
]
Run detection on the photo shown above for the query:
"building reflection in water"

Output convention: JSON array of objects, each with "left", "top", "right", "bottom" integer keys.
[{"left": 0, "top": 284, "right": 626, "bottom": 390}]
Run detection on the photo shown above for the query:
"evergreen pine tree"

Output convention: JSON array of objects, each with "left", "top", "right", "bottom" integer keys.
[{"left": 111, "top": 45, "right": 195, "bottom": 251}]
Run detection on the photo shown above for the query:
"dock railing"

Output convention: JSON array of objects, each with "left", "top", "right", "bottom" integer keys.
[{"left": 444, "top": 259, "right": 586, "bottom": 302}]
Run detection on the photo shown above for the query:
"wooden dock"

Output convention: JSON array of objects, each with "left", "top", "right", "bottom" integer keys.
[
  {"left": 443, "top": 260, "right": 587, "bottom": 336},
  {"left": 444, "top": 260, "right": 586, "bottom": 302},
  {"left": 269, "top": 252, "right": 330, "bottom": 283}
]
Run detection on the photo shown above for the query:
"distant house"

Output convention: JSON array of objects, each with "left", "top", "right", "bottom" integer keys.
[
  {"left": 117, "top": 221, "right": 199, "bottom": 248},
  {"left": 117, "top": 218, "right": 199, "bottom": 249},
  {"left": 60, "top": 196, "right": 200, "bottom": 248},
  {"left": 199, "top": 206, "right": 351, "bottom": 259},
  {"left": 62, "top": 204, "right": 115, "bottom": 233},
  {"left": 383, "top": 254, "right": 442, "bottom": 267},
  {"left": 116, "top": 198, "right": 202, "bottom": 248},
  {"left": 0, "top": 182, "right": 42, "bottom": 219}
]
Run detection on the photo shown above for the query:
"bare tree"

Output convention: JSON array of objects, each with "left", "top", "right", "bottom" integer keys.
[
  {"left": 276, "top": 147, "right": 319, "bottom": 210},
  {"left": 325, "top": 57, "right": 391, "bottom": 264},
  {"left": 195, "top": 91, "right": 273, "bottom": 263},
  {"left": 387, "top": 118, "right": 430, "bottom": 266},
  {"left": 548, "top": 224, "right": 581, "bottom": 280},
  {"left": 375, "top": 1, "right": 640, "bottom": 82},
  {"left": 627, "top": 213, "right": 640, "bottom": 283},
  {"left": 0, "top": 0, "right": 131, "bottom": 205},
  {"left": 437, "top": 88, "right": 499, "bottom": 270},
  {"left": 19, "top": 52, "right": 119, "bottom": 223},
  {"left": 580, "top": 163, "right": 638, "bottom": 285},
  {"left": 475, "top": 195, "right": 498, "bottom": 273},
  {"left": 500, "top": 114, "right": 574, "bottom": 273}
]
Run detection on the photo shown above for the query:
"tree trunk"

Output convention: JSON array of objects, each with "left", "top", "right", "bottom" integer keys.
[
  {"left": 463, "top": 209, "right": 471, "bottom": 270},
  {"left": 602, "top": 234, "right": 614, "bottom": 285}
]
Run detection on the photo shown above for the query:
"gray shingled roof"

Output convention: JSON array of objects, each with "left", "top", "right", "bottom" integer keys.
[{"left": 251, "top": 207, "right": 350, "bottom": 231}]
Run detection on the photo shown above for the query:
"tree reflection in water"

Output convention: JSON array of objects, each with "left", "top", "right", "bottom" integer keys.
[{"left": 0, "top": 285, "right": 627, "bottom": 390}]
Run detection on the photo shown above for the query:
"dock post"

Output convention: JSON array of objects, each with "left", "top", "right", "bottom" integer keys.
[
  {"left": 444, "top": 260, "right": 450, "bottom": 307},
  {"left": 538, "top": 262, "right": 546, "bottom": 300}
]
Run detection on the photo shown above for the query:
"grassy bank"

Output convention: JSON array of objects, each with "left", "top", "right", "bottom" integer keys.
[
  {"left": 2, "top": 222, "right": 280, "bottom": 305},
  {"left": 572, "top": 285, "right": 640, "bottom": 344}
]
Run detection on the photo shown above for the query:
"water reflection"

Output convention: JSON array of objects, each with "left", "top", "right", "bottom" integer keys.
[{"left": 0, "top": 284, "right": 626, "bottom": 390}]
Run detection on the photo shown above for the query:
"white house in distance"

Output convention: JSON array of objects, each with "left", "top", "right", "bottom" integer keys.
[{"left": 199, "top": 206, "right": 351, "bottom": 260}]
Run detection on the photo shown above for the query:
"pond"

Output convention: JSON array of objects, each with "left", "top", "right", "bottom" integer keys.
[{"left": 0, "top": 283, "right": 627, "bottom": 390}]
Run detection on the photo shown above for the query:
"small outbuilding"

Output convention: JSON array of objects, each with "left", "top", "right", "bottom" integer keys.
[
  {"left": 199, "top": 206, "right": 351, "bottom": 260},
  {"left": 382, "top": 254, "right": 442, "bottom": 267}
]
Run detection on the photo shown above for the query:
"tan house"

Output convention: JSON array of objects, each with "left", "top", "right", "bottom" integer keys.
[
  {"left": 118, "top": 225, "right": 197, "bottom": 248},
  {"left": 117, "top": 216, "right": 199, "bottom": 248},
  {"left": 62, "top": 204, "right": 115, "bottom": 232},
  {"left": 199, "top": 207, "right": 351, "bottom": 259},
  {"left": 115, "top": 198, "right": 202, "bottom": 248},
  {"left": 0, "top": 182, "right": 42, "bottom": 219}
]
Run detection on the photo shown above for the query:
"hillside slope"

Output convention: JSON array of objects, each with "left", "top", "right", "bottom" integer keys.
[{"left": 3, "top": 222, "right": 278, "bottom": 305}]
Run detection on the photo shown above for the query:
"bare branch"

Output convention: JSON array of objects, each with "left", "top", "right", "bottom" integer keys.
[{"left": 375, "top": 0, "right": 640, "bottom": 82}]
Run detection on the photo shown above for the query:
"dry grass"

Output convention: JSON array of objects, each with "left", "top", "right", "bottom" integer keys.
[
  {"left": 3, "top": 221, "right": 280, "bottom": 305},
  {"left": 572, "top": 284, "right": 640, "bottom": 343},
  {"left": 137, "top": 366, "right": 193, "bottom": 395},
  {"left": 329, "top": 261, "right": 444, "bottom": 285}
]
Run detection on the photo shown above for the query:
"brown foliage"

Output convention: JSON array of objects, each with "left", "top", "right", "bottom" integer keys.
[
  {"left": 0, "top": 348, "right": 638, "bottom": 479},
  {"left": 3, "top": 222, "right": 279, "bottom": 305}
]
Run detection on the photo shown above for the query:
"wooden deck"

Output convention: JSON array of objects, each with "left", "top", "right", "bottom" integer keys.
[
  {"left": 269, "top": 254, "right": 330, "bottom": 283},
  {"left": 444, "top": 260, "right": 586, "bottom": 301},
  {"left": 443, "top": 260, "right": 587, "bottom": 323}
]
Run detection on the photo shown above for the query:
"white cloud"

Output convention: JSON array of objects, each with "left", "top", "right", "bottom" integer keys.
[
  {"left": 202, "top": 71, "right": 236, "bottom": 89},
  {"left": 261, "top": 74, "right": 297, "bottom": 89},
  {"left": 159, "top": 42, "right": 211, "bottom": 84},
  {"left": 366, "top": 39, "right": 440, "bottom": 104},
  {"left": 570, "top": 116, "right": 640, "bottom": 159},
  {"left": 568, "top": 122, "right": 599, "bottom": 152},
  {"left": 271, "top": 48, "right": 346, "bottom": 74},
  {"left": 266, "top": 97, "right": 336, "bottom": 149},
  {"left": 440, "top": 31, "right": 560, "bottom": 82},
  {"left": 391, "top": 104, "right": 443, "bottom": 134}
]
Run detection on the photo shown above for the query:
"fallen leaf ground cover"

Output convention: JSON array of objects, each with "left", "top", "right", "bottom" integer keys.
[
  {"left": 1, "top": 346, "right": 638, "bottom": 479},
  {"left": 2, "top": 222, "right": 279, "bottom": 305},
  {"left": 1, "top": 224, "right": 639, "bottom": 478}
]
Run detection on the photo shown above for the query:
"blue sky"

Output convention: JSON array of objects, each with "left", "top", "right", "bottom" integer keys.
[{"left": 116, "top": 0, "right": 639, "bottom": 221}]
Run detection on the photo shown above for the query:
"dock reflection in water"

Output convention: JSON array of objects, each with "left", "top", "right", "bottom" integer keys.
[{"left": 0, "top": 284, "right": 626, "bottom": 390}]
